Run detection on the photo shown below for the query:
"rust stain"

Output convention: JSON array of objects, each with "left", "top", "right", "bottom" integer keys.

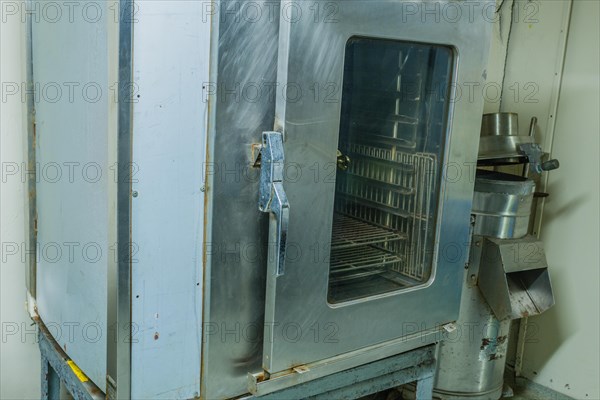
[
  {"left": 254, "top": 372, "right": 266, "bottom": 383},
  {"left": 88, "top": 385, "right": 102, "bottom": 395},
  {"left": 480, "top": 338, "right": 491, "bottom": 350},
  {"left": 154, "top": 332, "right": 159, "bottom": 340}
]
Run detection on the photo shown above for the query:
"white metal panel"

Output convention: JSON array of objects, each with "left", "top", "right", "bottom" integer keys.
[
  {"left": 130, "top": 1, "right": 210, "bottom": 398},
  {"left": 33, "top": 0, "right": 111, "bottom": 389}
]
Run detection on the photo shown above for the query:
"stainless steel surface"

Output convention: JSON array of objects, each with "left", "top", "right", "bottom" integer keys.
[
  {"left": 29, "top": 0, "right": 496, "bottom": 397},
  {"left": 478, "top": 113, "right": 534, "bottom": 163},
  {"left": 477, "top": 136, "right": 535, "bottom": 164},
  {"left": 478, "top": 113, "right": 560, "bottom": 173},
  {"left": 259, "top": 132, "right": 290, "bottom": 276},
  {"left": 472, "top": 171, "right": 536, "bottom": 239},
  {"left": 481, "top": 113, "right": 519, "bottom": 137},
  {"left": 107, "top": 0, "right": 133, "bottom": 397},
  {"left": 433, "top": 240, "right": 510, "bottom": 400},
  {"left": 262, "top": 0, "right": 493, "bottom": 375},
  {"left": 434, "top": 288, "right": 510, "bottom": 400},
  {"left": 434, "top": 111, "right": 559, "bottom": 400},
  {"left": 434, "top": 228, "right": 555, "bottom": 398},
  {"left": 478, "top": 236, "right": 555, "bottom": 320},
  {"left": 201, "top": 1, "right": 279, "bottom": 397}
]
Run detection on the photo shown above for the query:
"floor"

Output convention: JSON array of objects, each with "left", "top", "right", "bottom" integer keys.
[
  {"left": 504, "top": 377, "right": 574, "bottom": 400},
  {"left": 358, "top": 377, "right": 574, "bottom": 400}
]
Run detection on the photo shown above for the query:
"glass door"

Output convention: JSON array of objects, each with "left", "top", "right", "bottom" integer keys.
[
  {"left": 261, "top": 0, "right": 492, "bottom": 375},
  {"left": 329, "top": 38, "right": 453, "bottom": 303}
]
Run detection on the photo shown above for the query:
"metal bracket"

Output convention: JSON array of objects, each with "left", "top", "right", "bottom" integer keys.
[
  {"left": 259, "top": 131, "right": 290, "bottom": 276},
  {"left": 518, "top": 143, "right": 559, "bottom": 174}
]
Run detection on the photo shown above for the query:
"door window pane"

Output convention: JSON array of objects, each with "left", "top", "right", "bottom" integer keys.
[{"left": 328, "top": 38, "right": 453, "bottom": 304}]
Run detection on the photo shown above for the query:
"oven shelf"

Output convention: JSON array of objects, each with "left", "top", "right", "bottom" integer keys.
[
  {"left": 336, "top": 193, "right": 413, "bottom": 219},
  {"left": 330, "top": 244, "right": 403, "bottom": 274},
  {"left": 347, "top": 143, "right": 420, "bottom": 166},
  {"left": 330, "top": 268, "right": 388, "bottom": 284},
  {"left": 331, "top": 214, "right": 407, "bottom": 250},
  {"left": 343, "top": 170, "right": 415, "bottom": 195}
]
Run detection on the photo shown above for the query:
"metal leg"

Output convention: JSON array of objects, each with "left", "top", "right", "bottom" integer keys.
[
  {"left": 41, "top": 357, "right": 49, "bottom": 399},
  {"left": 37, "top": 319, "right": 104, "bottom": 400},
  {"left": 415, "top": 374, "right": 435, "bottom": 400},
  {"left": 42, "top": 356, "right": 61, "bottom": 400}
]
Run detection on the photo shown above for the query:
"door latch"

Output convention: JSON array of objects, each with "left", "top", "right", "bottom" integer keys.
[{"left": 259, "top": 131, "right": 289, "bottom": 276}]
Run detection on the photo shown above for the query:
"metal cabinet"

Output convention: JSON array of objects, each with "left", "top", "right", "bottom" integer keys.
[{"left": 26, "top": 1, "right": 494, "bottom": 398}]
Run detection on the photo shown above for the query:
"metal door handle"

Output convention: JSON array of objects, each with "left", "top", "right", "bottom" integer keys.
[{"left": 259, "top": 131, "right": 289, "bottom": 276}]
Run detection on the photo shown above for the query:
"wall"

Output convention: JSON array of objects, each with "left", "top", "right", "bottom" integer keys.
[
  {"left": 484, "top": 1, "right": 600, "bottom": 397},
  {"left": 519, "top": 1, "right": 600, "bottom": 398},
  {"left": 0, "top": 9, "right": 41, "bottom": 400}
]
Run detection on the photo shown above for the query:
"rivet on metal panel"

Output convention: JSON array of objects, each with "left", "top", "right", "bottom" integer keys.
[{"left": 132, "top": 190, "right": 139, "bottom": 198}]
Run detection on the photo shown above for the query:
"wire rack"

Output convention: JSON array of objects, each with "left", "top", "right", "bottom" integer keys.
[
  {"left": 331, "top": 214, "right": 408, "bottom": 249},
  {"left": 330, "top": 215, "right": 406, "bottom": 284},
  {"left": 330, "top": 142, "right": 437, "bottom": 287}
]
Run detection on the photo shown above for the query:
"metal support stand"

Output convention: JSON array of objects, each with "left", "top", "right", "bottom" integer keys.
[
  {"left": 38, "top": 320, "right": 104, "bottom": 400},
  {"left": 41, "top": 356, "right": 61, "bottom": 400},
  {"left": 246, "top": 345, "right": 437, "bottom": 400},
  {"left": 415, "top": 374, "right": 435, "bottom": 399},
  {"left": 38, "top": 315, "right": 435, "bottom": 400}
]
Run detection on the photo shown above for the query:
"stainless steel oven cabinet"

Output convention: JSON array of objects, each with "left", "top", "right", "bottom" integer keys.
[
  {"left": 28, "top": 0, "right": 493, "bottom": 398},
  {"left": 203, "top": 0, "right": 493, "bottom": 397}
]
